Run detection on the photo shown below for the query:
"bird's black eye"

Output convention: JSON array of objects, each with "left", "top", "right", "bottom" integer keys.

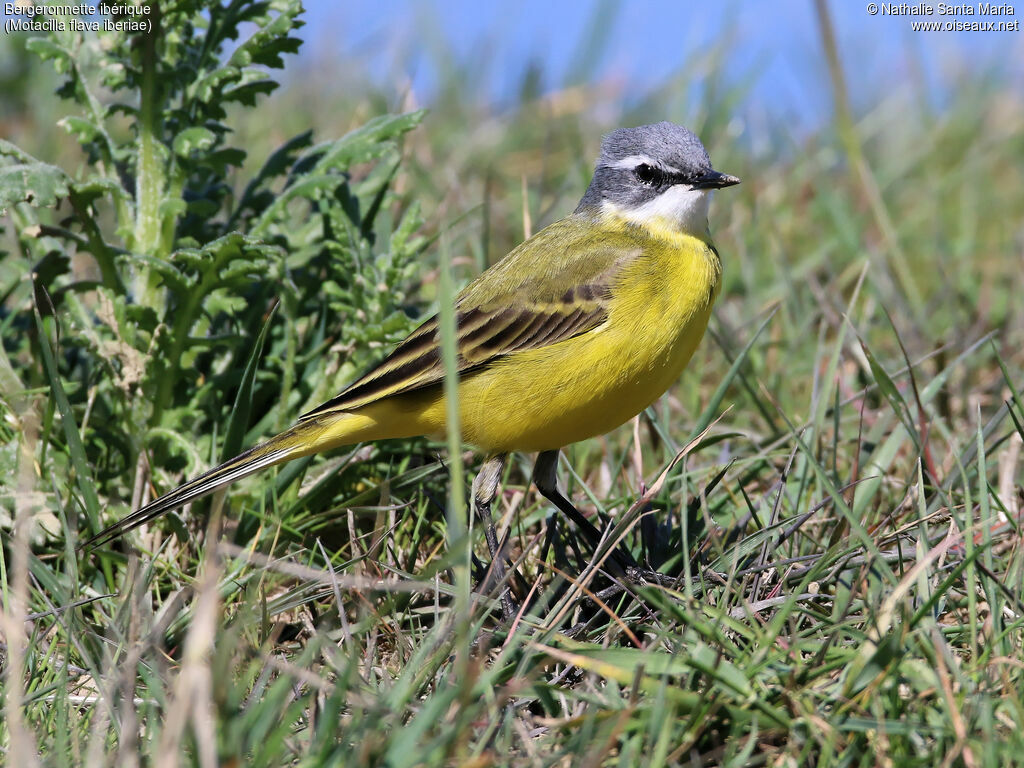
[{"left": 634, "top": 163, "right": 662, "bottom": 186}]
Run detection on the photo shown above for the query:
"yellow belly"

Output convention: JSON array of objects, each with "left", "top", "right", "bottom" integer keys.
[
  {"left": 458, "top": 309, "right": 713, "bottom": 452},
  {"left": 347, "top": 232, "right": 721, "bottom": 454}
]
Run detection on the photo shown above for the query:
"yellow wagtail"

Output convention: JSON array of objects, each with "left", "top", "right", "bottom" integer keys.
[{"left": 90, "top": 121, "right": 738, "bottom": 588}]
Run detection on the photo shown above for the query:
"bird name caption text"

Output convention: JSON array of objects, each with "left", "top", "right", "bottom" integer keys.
[{"left": 3, "top": 3, "right": 152, "bottom": 35}]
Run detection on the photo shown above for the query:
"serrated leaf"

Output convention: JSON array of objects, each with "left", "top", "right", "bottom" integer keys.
[
  {"left": 206, "top": 147, "right": 247, "bottom": 170},
  {"left": 25, "top": 38, "right": 71, "bottom": 68},
  {"left": 0, "top": 139, "right": 41, "bottom": 164},
  {"left": 70, "top": 178, "right": 129, "bottom": 207},
  {"left": 191, "top": 66, "right": 243, "bottom": 104},
  {"left": 390, "top": 200, "right": 424, "bottom": 254},
  {"left": 251, "top": 175, "right": 349, "bottom": 235},
  {"left": 173, "top": 126, "right": 217, "bottom": 157},
  {"left": 221, "top": 79, "right": 278, "bottom": 106},
  {"left": 298, "top": 111, "right": 425, "bottom": 177},
  {"left": 159, "top": 198, "right": 188, "bottom": 219},
  {"left": 132, "top": 254, "right": 188, "bottom": 293},
  {"left": 58, "top": 116, "right": 103, "bottom": 145},
  {"left": 205, "top": 292, "right": 248, "bottom": 315},
  {"left": 0, "top": 160, "right": 70, "bottom": 210}
]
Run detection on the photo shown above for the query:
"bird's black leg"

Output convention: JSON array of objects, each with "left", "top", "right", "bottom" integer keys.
[
  {"left": 532, "top": 450, "right": 638, "bottom": 571},
  {"left": 471, "top": 453, "right": 517, "bottom": 620}
]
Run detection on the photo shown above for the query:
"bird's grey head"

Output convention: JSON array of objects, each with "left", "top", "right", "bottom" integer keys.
[{"left": 575, "top": 121, "right": 739, "bottom": 232}]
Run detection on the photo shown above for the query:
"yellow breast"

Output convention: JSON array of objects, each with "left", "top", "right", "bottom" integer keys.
[{"left": 455, "top": 223, "right": 721, "bottom": 452}]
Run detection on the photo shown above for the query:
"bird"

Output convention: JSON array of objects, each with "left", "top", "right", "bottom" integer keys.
[{"left": 88, "top": 121, "right": 738, "bottom": 612}]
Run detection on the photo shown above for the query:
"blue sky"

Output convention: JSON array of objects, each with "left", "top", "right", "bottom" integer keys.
[{"left": 298, "top": 0, "right": 1023, "bottom": 130}]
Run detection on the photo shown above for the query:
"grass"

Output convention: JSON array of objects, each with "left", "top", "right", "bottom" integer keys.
[{"left": 2, "top": 2, "right": 1024, "bottom": 766}]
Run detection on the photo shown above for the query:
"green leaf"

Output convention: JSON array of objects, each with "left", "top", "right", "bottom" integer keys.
[
  {"left": 159, "top": 198, "right": 189, "bottom": 219},
  {"left": 32, "top": 306, "right": 101, "bottom": 535},
  {"left": 688, "top": 307, "right": 776, "bottom": 442},
  {"left": 70, "top": 178, "right": 129, "bottom": 208},
  {"left": 564, "top": 642, "right": 754, "bottom": 699},
  {"left": 300, "top": 111, "right": 425, "bottom": 177},
  {"left": 0, "top": 162, "right": 70, "bottom": 210},
  {"left": 222, "top": 79, "right": 278, "bottom": 106},
  {"left": 172, "top": 126, "right": 218, "bottom": 157},
  {"left": 222, "top": 303, "right": 278, "bottom": 462},
  {"left": 24, "top": 37, "right": 71, "bottom": 70},
  {"left": 58, "top": 116, "right": 103, "bottom": 145},
  {"left": 861, "top": 340, "right": 911, "bottom": 424},
  {"left": 250, "top": 175, "right": 349, "bottom": 235},
  {"left": 206, "top": 147, "right": 248, "bottom": 171}
]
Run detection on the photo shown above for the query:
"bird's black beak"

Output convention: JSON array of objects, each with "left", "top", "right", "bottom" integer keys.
[{"left": 692, "top": 170, "right": 741, "bottom": 190}]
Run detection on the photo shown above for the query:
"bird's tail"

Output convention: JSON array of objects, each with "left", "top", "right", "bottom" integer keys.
[{"left": 85, "top": 413, "right": 367, "bottom": 549}]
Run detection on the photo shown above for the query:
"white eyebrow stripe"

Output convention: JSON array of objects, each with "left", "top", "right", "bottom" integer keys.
[
  {"left": 608, "top": 154, "right": 656, "bottom": 169},
  {"left": 607, "top": 155, "right": 684, "bottom": 174}
]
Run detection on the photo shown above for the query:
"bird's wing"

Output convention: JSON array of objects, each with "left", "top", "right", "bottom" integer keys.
[{"left": 301, "top": 217, "right": 642, "bottom": 418}]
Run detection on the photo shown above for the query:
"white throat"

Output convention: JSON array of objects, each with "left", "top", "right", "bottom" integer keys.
[{"left": 604, "top": 186, "right": 711, "bottom": 235}]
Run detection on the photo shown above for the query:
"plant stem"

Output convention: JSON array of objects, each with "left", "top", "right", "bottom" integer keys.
[{"left": 134, "top": 10, "right": 166, "bottom": 307}]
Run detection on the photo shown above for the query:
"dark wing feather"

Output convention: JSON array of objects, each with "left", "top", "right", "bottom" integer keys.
[
  {"left": 301, "top": 292, "right": 609, "bottom": 418},
  {"left": 301, "top": 218, "right": 642, "bottom": 420}
]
